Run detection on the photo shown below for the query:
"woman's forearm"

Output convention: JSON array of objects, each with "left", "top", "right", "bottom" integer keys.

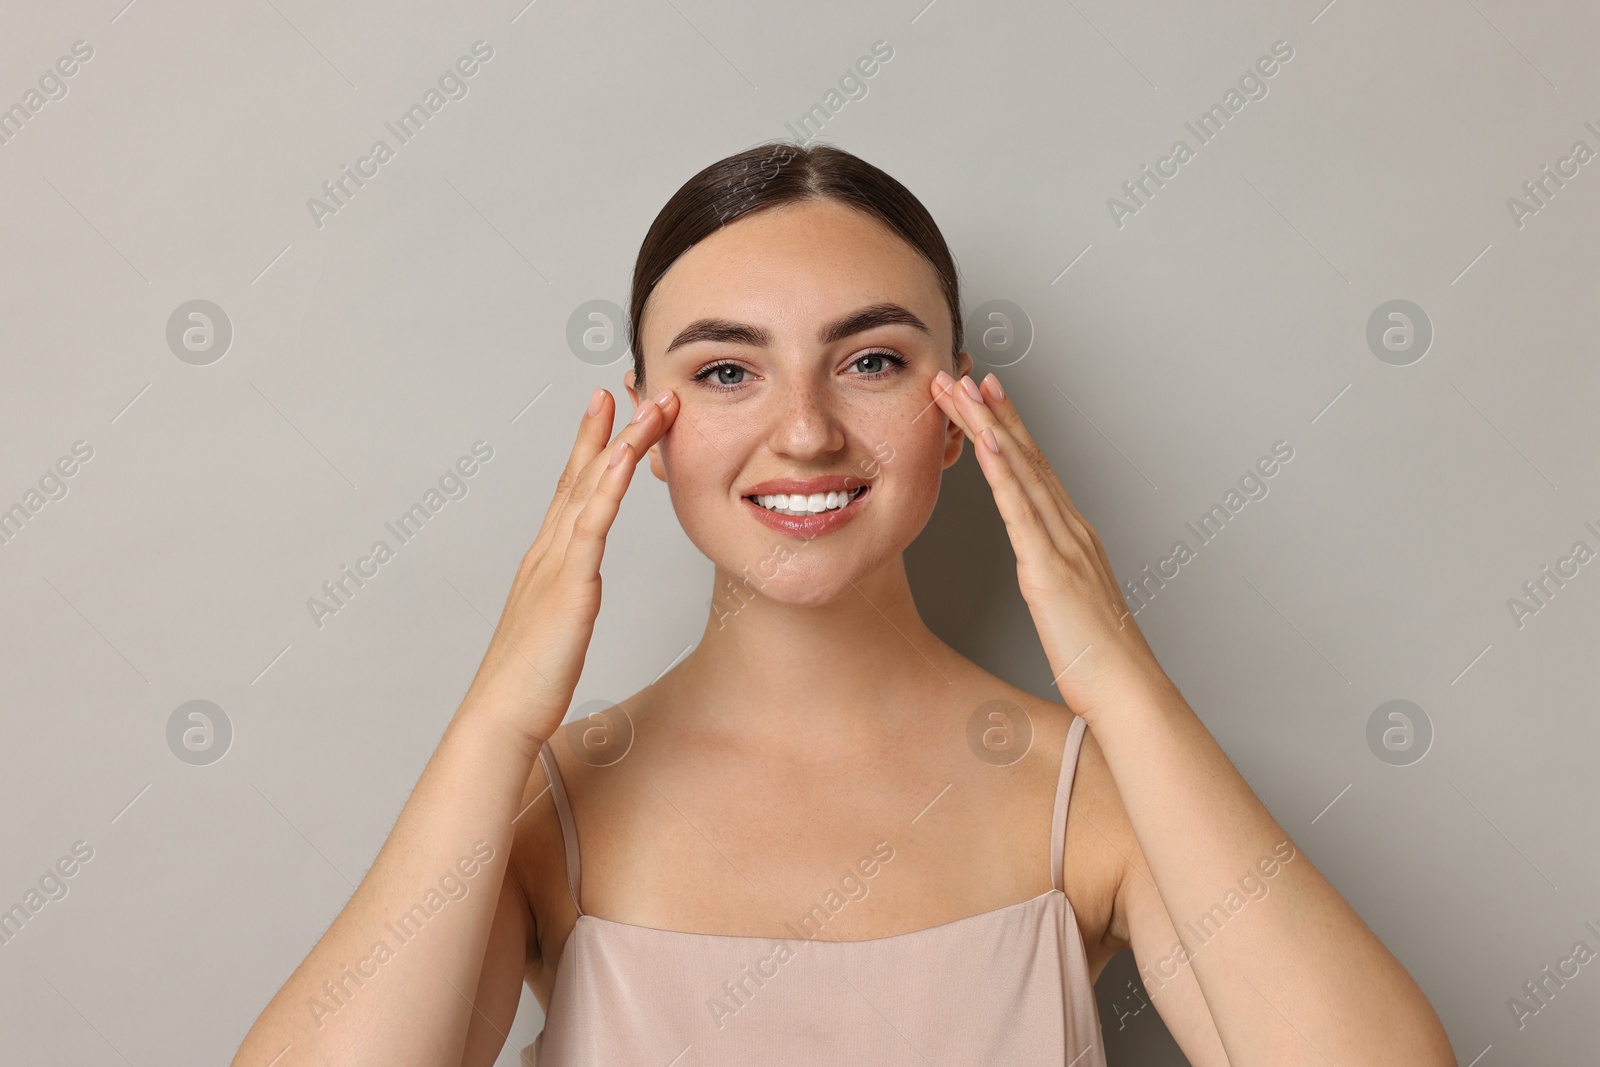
[
  {"left": 920, "top": 371, "right": 1454, "bottom": 1060},
  {"left": 1087, "top": 673, "right": 1454, "bottom": 1066},
  {"left": 228, "top": 390, "right": 676, "bottom": 1065},
  {"left": 230, "top": 704, "right": 540, "bottom": 1066}
]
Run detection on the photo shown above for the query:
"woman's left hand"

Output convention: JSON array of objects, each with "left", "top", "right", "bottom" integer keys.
[{"left": 929, "top": 369, "right": 1167, "bottom": 722}]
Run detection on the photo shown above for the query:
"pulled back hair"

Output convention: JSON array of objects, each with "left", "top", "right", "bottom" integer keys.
[{"left": 627, "top": 142, "right": 963, "bottom": 394}]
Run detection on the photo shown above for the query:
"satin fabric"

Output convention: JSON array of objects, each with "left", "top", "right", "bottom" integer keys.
[{"left": 522, "top": 714, "right": 1106, "bottom": 1066}]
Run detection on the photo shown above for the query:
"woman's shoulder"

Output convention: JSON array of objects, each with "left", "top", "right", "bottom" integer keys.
[
  {"left": 506, "top": 691, "right": 678, "bottom": 993},
  {"left": 507, "top": 674, "right": 1139, "bottom": 983},
  {"left": 505, "top": 738, "right": 578, "bottom": 1008},
  {"left": 952, "top": 673, "right": 1137, "bottom": 979}
]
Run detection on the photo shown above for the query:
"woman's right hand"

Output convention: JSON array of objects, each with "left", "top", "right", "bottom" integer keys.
[{"left": 459, "top": 384, "right": 679, "bottom": 753}]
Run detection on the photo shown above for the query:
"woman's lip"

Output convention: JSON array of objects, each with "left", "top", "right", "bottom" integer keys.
[
  {"left": 742, "top": 485, "right": 870, "bottom": 538},
  {"left": 741, "top": 477, "right": 869, "bottom": 497}
]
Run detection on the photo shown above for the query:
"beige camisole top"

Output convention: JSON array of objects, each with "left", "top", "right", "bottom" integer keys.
[{"left": 521, "top": 713, "right": 1107, "bottom": 1066}]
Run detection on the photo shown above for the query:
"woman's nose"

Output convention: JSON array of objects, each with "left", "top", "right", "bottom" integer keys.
[{"left": 767, "top": 381, "right": 846, "bottom": 459}]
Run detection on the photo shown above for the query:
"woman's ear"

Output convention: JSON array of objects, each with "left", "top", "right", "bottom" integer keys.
[
  {"left": 622, "top": 368, "right": 670, "bottom": 483},
  {"left": 941, "top": 351, "right": 974, "bottom": 470}
]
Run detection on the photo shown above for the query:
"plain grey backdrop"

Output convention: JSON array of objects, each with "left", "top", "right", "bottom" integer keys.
[{"left": 2, "top": 0, "right": 1596, "bottom": 1063}]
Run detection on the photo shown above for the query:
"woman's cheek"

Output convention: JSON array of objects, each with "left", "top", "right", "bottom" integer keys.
[
  {"left": 901, "top": 445, "right": 946, "bottom": 518},
  {"left": 879, "top": 394, "right": 947, "bottom": 478},
  {"left": 659, "top": 417, "right": 737, "bottom": 547}
]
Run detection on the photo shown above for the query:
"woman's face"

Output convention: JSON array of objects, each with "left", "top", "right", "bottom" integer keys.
[{"left": 626, "top": 197, "right": 972, "bottom": 607}]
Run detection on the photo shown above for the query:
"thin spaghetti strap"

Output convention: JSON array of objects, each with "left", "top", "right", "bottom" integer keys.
[
  {"left": 1049, "top": 714, "right": 1089, "bottom": 893},
  {"left": 538, "top": 742, "right": 584, "bottom": 916}
]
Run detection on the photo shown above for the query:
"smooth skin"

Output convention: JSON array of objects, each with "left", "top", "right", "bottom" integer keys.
[{"left": 230, "top": 199, "right": 1455, "bottom": 1066}]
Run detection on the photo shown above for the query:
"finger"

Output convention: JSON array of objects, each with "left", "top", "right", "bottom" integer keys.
[
  {"left": 936, "top": 372, "right": 1078, "bottom": 552},
  {"left": 533, "top": 387, "right": 616, "bottom": 547},
  {"left": 978, "top": 372, "right": 1090, "bottom": 529},
  {"left": 584, "top": 387, "right": 678, "bottom": 500},
  {"left": 562, "top": 436, "right": 643, "bottom": 579},
  {"left": 961, "top": 405, "right": 1063, "bottom": 573},
  {"left": 975, "top": 373, "right": 1121, "bottom": 590},
  {"left": 960, "top": 371, "right": 1102, "bottom": 557},
  {"left": 928, "top": 372, "right": 995, "bottom": 472},
  {"left": 929, "top": 371, "right": 975, "bottom": 439},
  {"left": 554, "top": 388, "right": 679, "bottom": 545},
  {"left": 560, "top": 386, "right": 679, "bottom": 573}
]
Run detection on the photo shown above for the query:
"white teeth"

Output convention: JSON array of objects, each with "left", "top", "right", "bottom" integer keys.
[{"left": 753, "top": 487, "right": 862, "bottom": 516}]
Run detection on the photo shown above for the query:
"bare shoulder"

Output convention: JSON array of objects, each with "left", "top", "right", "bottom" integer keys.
[
  {"left": 1011, "top": 690, "right": 1140, "bottom": 982},
  {"left": 505, "top": 742, "right": 574, "bottom": 1010}
]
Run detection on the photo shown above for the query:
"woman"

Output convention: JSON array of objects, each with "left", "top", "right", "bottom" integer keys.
[{"left": 231, "top": 144, "right": 1455, "bottom": 1066}]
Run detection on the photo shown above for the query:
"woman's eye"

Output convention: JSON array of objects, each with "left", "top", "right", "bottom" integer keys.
[
  {"left": 692, "top": 350, "right": 907, "bottom": 391},
  {"left": 850, "top": 349, "right": 909, "bottom": 377},
  {"left": 692, "top": 362, "right": 748, "bottom": 388}
]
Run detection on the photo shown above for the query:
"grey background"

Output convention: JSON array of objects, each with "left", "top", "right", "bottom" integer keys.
[{"left": 1, "top": 0, "right": 1596, "bottom": 1063}]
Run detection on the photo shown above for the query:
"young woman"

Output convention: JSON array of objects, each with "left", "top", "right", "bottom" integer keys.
[{"left": 232, "top": 144, "right": 1455, "bottom": 1066}]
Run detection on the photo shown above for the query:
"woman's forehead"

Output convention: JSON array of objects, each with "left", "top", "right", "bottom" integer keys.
[{"left": 644, "top": 201, "right": 947, "bottom": 347}]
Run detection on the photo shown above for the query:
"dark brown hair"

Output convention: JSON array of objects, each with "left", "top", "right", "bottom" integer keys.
[{"left": 628, "top": 141, "right": 963, "bottom": 393}]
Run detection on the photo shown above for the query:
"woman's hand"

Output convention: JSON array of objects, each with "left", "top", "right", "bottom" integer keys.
[
  {"left": 929, "top": 369, "right": 1166, "bottom": 722},
  {"left": 930, "top": 370, "right": 1460, "bottom": 1063},
  {"left": 459, "top": 385, "right": 679, "bottom": 752}
]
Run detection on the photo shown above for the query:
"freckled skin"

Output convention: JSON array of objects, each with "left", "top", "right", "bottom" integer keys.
[
  {"left": 514, "top": 190, "right": 1123, "bottom": 961},
  {"left": 625, "top": 198, "right": 972, "bottom": 604},
  {"left": 512, "top": 196, "right": 1131, "bottom": 991}
]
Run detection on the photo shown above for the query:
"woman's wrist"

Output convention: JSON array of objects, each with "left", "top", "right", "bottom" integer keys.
[
  {"left": 1068, "top": 651, "right": 1186, "bottom": 734},
  {"left": 451, "top": 691, "right": 556, "bottom": 763}
]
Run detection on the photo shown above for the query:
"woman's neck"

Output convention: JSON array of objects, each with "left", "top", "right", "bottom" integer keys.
[{"left": 662, "top": 554, "right": 957, "bottom": 744}]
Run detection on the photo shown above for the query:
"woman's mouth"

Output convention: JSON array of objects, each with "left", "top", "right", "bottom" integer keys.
[
  {"left": 750, "top": 486, "right": 867, "bottom": 516},
  {"left": 741, "top": 485, "right": 870, "bottom": 537}
]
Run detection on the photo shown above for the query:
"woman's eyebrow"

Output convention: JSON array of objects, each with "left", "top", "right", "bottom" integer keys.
[{"left": 664, "top": 302, "right": 931, "bottom": 356}]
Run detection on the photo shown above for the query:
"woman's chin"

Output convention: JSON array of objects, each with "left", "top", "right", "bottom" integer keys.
[
  {"left": 756, "top": 576, "right": 856, "bottom": 609},
  {"left": 703, "top": 546, "right": 886, "bottom": 612}
]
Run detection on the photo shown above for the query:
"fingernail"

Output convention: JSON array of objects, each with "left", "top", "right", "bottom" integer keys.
[
  {"left": 631, "top": 403, "right": 653, "bottom": 423},
  {"left": 654, "top": 388, "right": 672, "bottom": 407},
  {"left": 960, "top": 375, "right": 983, "bottom": 402},
  {"left": 981, "top": 427, "right": 1000, "bottom": 454},
  {"left": 587, "top": 387, "right": 605, "bottom": 417},
  {"left": 984, "top": 373, "right": 1005, "bottom": 400},
  {"left": 608, "top": 440, "right": 629, "bottom": 468}
]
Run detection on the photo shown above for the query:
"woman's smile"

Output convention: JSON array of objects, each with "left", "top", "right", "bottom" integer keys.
[{"left": 740, "top": 475, "right": 873, "bottom": 537}]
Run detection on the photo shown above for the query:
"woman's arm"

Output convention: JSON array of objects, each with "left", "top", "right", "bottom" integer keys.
[
  {"left": 228, "top": 711, "right": 540, "bottom": 1066},
  {"left": 229, "top": 386, "right": 680, "bottom": 1065},
  {"left": 1098, "top": 674, "right": 1452, "bottom": 1063},
  {"left": 1073, "top": 729, "right": 1231, "bottom": 1064},
  {"left": 930, "top": 369, "right": 1454, "bottom": 1065}
]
